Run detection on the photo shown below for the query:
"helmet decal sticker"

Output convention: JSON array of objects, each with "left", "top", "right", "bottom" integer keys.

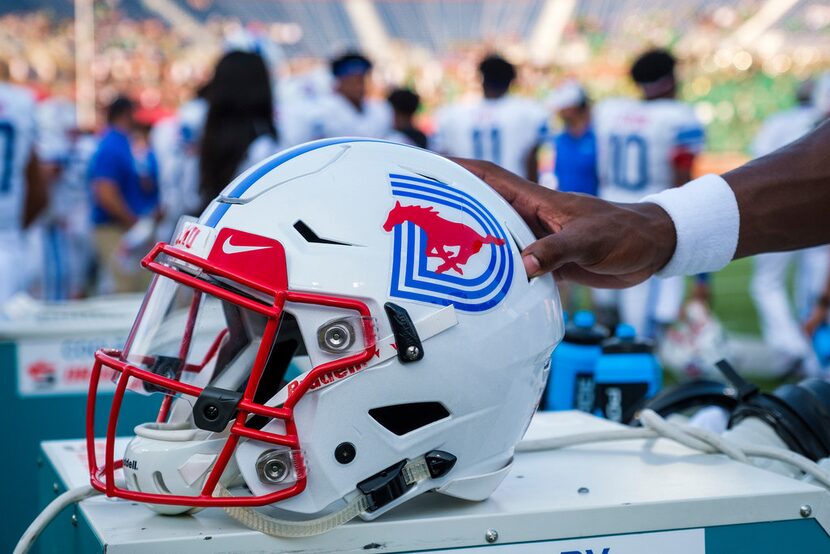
[{"left": 383, "top": 173, "right": 514, "bottom": 312}]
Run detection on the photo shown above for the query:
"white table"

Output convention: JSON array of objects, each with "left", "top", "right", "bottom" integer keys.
[{"left": 38, "top": 411, "right": 830, "bottom": 553}]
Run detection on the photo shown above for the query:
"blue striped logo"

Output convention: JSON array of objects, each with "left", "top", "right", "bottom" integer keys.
[{"left": 383, "top": 173, "right": 513, "bottom": 313}]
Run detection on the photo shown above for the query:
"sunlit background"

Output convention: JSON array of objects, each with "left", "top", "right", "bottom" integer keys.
[{"left": 2, "top": 0, "right": 828, "bottom": 154}]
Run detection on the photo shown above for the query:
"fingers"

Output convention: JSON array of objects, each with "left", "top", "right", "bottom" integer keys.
[
  {"left": 554, "top": 263, "right": 649, "bottom": 289},
  {"left": 451, "top": 157, "right": 563, "bottom": 238},
  {"left": 450, "top": 157, "right": 539, "bottom": 203},
  {"left": 522, "top": 230, "right": 585, "bottom": 278}
]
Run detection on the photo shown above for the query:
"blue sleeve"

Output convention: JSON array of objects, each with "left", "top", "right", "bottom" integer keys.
[
  {"left": 148, "top": 150, "right": 159, "bottom": 185},
  {"left": 537, "top": 120, "right": 549, "bottom": 143},
  {"left": 88, "top": 138, "right": 123, "bottom": 184},
  {"left": 551, "top": 135, "right": 562, "bottom": 176},
  {"left": 674, "top": 123, "right": 706, "bottom": 152}
]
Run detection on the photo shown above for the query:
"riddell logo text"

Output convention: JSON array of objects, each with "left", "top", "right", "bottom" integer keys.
[
  {"left": 123, "top": 458, "right": 138, "bottom": 470},
  {"left": 287, "top": 358, "right": 374, "bottom": 396}
]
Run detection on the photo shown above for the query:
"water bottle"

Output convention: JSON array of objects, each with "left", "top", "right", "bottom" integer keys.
[
  {"left": 544, "top": 311, "right": 608, "bottom": 412},
  {"left": 594, "top": 324, "right": 662, "bottom": 422},
  {"left": 814, "top": 323, "right": 830, "bottom": 368}
]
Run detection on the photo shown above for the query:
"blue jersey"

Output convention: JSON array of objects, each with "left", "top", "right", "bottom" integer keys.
[
  {"left": 553, "top": 127, "right": 598, "bottom": 196},
  {"left": 89, "top": 127, "right": 158, "bottom": 225}
]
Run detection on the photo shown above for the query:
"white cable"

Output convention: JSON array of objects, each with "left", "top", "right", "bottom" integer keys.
[
  {"left": 517, "top": 410, "right": 830, "bottom": 490},
  {"left": 515, "top": 427, "right": 656, "bottom": 451},
  {"left": 639, "top": 410, "right": 750, "bottom": 464},
  {"left": 14, "top": 484, "right": 100, "bottom": 554}
]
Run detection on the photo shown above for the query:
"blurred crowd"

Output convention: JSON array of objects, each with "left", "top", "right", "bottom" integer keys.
[
  {"left": 0, "top": 6, "right": 826, "bottom": 151},
  {"left": 1, "top": 5, "right": 830, "bottom": 382}
]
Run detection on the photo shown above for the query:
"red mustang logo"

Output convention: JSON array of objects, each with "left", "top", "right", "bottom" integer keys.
[{"left": 383, "top": 201, "right": 505, "bottom": 275}]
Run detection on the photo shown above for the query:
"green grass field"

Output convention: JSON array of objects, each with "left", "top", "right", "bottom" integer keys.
[
  {"left": 694, "top": 257, "right": 801, "bottom": 391},
  {"left": 710, "top": 257, "right": 760, "bottom": 337},
  {"left": 568, "top": 257, "right": 762, "bottom": 337}
]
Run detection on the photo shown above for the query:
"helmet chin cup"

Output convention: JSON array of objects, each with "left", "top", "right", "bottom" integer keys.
[{"left": 123, "top": 423, "right": 240, "bottom": 515}]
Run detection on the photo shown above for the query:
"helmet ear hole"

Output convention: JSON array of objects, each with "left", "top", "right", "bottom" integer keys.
[{"left": 369, "top": 402, "right": 450, "bottom": 436}]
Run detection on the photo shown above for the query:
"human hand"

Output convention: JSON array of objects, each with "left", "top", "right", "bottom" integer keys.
[
  {"left": 804, "top": 306, "right": 828, "bottom": 337},
  {"left": 454, "top": 159, "right": 677, "bottom": 288}
]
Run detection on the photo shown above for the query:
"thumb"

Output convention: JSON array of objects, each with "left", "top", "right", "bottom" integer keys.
[{"left": 521, "top": 230, "right": 584, "bottom": 278}]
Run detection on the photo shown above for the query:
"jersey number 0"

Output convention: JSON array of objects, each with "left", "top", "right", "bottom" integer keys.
[
  {"left": 609, "top": 133, "right": 648, "bottom": 191},
  {"left": 0, "top": 121, "right": 16, "bottom": 194}
]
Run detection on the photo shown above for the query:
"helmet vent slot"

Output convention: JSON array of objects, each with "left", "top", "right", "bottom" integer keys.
[
  {"left": 293, "top": 220, "right": 353, "bottom": 246},
  {"left": 369, "top": 402, "right": 450, "bottom": 436},
  {"left": 152, "top": 471, "right": 171, "bottom": 494}
]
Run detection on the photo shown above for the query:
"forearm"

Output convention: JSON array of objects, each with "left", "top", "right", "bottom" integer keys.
[
  {"left": 23, "top": 151, "right": 47, "bottom": 227},
  {"left": 93, "top": 180, "right": 137, "bottom": 228},
  {"left": 725, "top": 118, "right": 830, "bottom": 258}
]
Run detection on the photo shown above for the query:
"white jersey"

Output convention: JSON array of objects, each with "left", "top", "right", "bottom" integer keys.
[
  {"left": 287, "top": 93, "right": 392, "bottom": 144},
  {"left": 595, "top": 97, "right": 705, "bottom": 203},
  {"left": 34, "top": 98, "right": 94, "bottom": 232},
  {"left": 0, "top": 83, "right": 36, "bottom": 233},
  {"left": 433, "top": 96, "right": 548, "bottom": 177},
  {"left": 151, "top": 99, "right": 207, "bottom": 241},
  {"left": 751, "top": 105, "right": 818, "bottom": 158},
  {"left": 35, "top": 96, "right": 76, "bottom": 164}
]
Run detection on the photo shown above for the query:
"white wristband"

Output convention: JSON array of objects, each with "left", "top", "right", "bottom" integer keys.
[{"left": 642, "top": 174, "right": 740, "bottom": 277}]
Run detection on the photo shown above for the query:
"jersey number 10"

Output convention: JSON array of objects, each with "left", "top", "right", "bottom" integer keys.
[{"left": 609, "top": 134, "right": 648, "bottom": 191}]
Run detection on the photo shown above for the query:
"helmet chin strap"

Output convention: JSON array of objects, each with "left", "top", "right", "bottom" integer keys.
[{"left": 220, "top": 455, "right": 431, "bottom": 538}]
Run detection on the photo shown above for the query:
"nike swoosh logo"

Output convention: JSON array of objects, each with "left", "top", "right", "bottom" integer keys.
[{"left": 222, "top": 236, "right": 272, "bottom": 255}]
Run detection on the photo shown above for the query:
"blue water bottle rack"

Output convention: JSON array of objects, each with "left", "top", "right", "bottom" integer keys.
[
  {"left": 593, "top": 324, "right": 662, "bottom": 423},
  {"left": 544, "top": 311, "right": 608, "bottom": 412},
  {"left": 813, "top": 324, "right": 830, "bottom": 368}
]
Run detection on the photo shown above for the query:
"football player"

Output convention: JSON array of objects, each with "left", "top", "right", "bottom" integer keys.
[
  {"left": 433, "top": 54, "right": 548, "bottom": 178},
  {"left": 29, "top": 96, "right": 96, "bottom": 299},
  {"left": 536, "top": 81, "right": 597, "bottom": 194},
  {"left": 386, "top": 88, "right": 428, "bottom": 149},
  {"left": 0, "top": 63, "right": 45, "bottom": 304},
  {"left": 295, "top": 52, "right": 392, "bottom": 141},
  {"left": 150, "top": 92, "right": 207, "bottom": 242},
  {"left": 594, "top": 49, "right": 706, "bottom": 338},
  {"left": 751, "top": 78, "right": 829, "bottom": 377}
]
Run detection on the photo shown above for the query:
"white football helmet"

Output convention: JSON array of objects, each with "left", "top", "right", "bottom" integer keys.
[{"left": 86, "top": 139, "right": 563, "bottom": 532}]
